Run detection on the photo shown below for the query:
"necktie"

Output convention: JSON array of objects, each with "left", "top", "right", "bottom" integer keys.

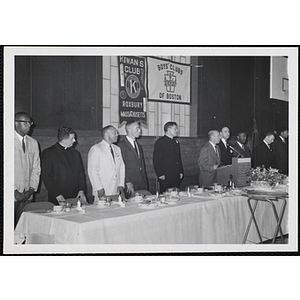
[
  {"left": 134, "top": 140, "right": 139, "bottom": 157},
  {"left": 22, "top": 137, "right": 26, "bottom": 153},
  {"left": 241, "top": 144, "right": 245, "bottom": 151},
  {"left": 110, "top": 145, "right": 115, "bottom": 162},
  {"left": 215, "top": 146, "right": 219, "bottom": 158}
]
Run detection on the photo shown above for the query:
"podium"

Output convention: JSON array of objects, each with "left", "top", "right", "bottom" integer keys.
[{"left": 217, "top": 157, "right": 251, "bottom": 187}]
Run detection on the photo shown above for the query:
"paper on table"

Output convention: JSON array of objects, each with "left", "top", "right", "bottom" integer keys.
[{"left": 217, "top": 165, "right": 231, "bottom": 170}]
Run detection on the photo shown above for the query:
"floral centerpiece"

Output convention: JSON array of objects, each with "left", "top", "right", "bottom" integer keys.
[{"left": 245, "top": 166, "right": 287, "bottom": 189}]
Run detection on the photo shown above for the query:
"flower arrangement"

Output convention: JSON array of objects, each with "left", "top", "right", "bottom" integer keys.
[{"left": 245, "top": 166, "right": 287, "bottom": 187}]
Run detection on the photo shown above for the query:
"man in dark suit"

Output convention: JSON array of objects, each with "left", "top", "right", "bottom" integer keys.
[
  {"left": 217, "top": 126, "right": 233, "bottom": 165},
  {"left": 42, "top": 126, "right": 87, "bottom": 205},
  {"left": 272, "top": 127, "right": 288, "bottom": 174},
  {"left": 153, "top": 121, "right": 184, "bottom": 193},
  {"left": 118, "top": 120, "right": 148, "bottom": 198},
  {"left": 198, "top": 130, "right": 221, "bottom": 187},
  {"left": 232, "top": 131, "right": 252, "bottom": 158},
  {"left": 254, "top": 131, "right": 276, "bottom": 169}
]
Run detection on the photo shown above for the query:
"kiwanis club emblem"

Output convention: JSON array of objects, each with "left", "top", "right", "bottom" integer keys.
[
  {"left": 125, "top": 74, "right": 141, "bottom": 99},
  {"left": 164, "top": 71, "right": 177, "bottom": 93}
]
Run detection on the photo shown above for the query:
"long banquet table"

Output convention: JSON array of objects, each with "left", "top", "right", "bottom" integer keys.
[{"left": 14, "top": 190, "right": 289, "bottom": 245}]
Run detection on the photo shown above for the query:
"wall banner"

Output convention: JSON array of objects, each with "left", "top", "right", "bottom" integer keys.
[
  {"left": 118, "top": 56, "right": 147, "bottom": 125},
  {"left": 147, "top": 57, "right": 191, "bottom": 104}
]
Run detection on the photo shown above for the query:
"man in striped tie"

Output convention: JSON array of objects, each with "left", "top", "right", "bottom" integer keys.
[
  {"left": 14, "top": 112, "right": 41, "bottom": 227},
  {"left": 118, "top": 120, "right": 148, "bottom": 198}
]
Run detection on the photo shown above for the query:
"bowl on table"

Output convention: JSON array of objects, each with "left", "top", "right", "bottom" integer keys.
[{"left": 53, "top": 205, "right": 63, "bottom": 212}]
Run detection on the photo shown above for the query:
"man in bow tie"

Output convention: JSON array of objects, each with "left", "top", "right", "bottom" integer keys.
[
  {"left": 254, "top": 131, "right": 276, "bottom": 169},
  {"left": 272, "top": 127, "right": 288, "bottom": 174},
  {"left": 118, "top": 120, "right": 148, "bottom": 198},
  {"left": 217, "top": 126, "right": 233, "bottom": 165}
]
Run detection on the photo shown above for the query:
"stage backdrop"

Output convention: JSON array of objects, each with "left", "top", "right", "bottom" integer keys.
[
  {"left": 147, "top": 56, "right": 191, "bottom": 104},
  {"left": 118, "top": 56, "right": 147, "bottom": 125}
]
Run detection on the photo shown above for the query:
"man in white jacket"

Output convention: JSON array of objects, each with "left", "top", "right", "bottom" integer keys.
[
  {"left": 14, "top": 112, "right": 41, "bottom": 227},
  {"left": 88, "top": 125, "right": 125, "bottom": 202}
]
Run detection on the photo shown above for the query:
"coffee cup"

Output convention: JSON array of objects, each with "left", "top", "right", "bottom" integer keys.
[{"left": 53, "top": 205, "right": 62, "bottom": 212}]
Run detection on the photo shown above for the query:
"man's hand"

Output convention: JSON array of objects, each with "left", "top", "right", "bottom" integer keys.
[
  {"left": 97, "top": 189, "right": 105, "bottom": 199},
  {"left": 56, "top": 194, "right": 66, "bottom": 204},
  {"left": 117, "top": 186, "right": 125, "bottom": 199},
  {"left": 77, "top": 190, "right": 87, "bottom": 204},
  {"left": 24, "top": 188, "right": 34, "bottom": 200},
  {"left": 159, "top": 175, "right": 165, "bottom": 180},
  {"left": 213, "top": 165, "right": 219, "bottom": 170},
  {"left": 180, "top": 173, "right": 183, "bottom": 179},
  {"left": 126, "top": 182, "right": 135, "bottom": 195},
  {"left": 14, "top": 190, "right": 25, "bottom": 202}
]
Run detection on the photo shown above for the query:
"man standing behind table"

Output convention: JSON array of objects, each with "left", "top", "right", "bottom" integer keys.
[
  {"left": 42, "top": 126, "right": 87, "bottom": 205},
  {"left": 118, "top": 120, "right": 148, "bottom": 198},
  {"left": 272, "top": 127, "right": 288, "bottom": 175},
  {"left": 254, "top": 131, "right": 276, "bottom": 169},
  {"left": 217, "top": 126, "right": 233, "bottom": 165},
  {"left": 153, "top": 122, "right": 184, "bottom": 193},
  {"left": 88, "top": 125, "right": 125, "bottom": 202},
  {"left": 14, "top": 112, "right": 41, "bottom": 227},
  {"left": 232, "top": 131, "right": 252, "bottom": 158},
  {"left": 198, "top": 130, "right": 221, "bottom": 187}
]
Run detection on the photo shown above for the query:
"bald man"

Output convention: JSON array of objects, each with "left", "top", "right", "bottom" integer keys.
[
  {"left": 88, "top": 125, "right": 125, "bottom": 202},
  {"left": 198, "top": 130, "right": 221, "bottom": 187},
  {"left": 14, "top": 112, "right": 41, "bottom": 227}
]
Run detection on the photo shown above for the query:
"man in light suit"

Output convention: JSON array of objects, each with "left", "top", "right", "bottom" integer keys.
[
  {"left": 198, "top": 130, "right": 221, "bottom": 187},
  {"left": 254, "top": 132, "right": 276, "bottom": 169},
  {"left": 88, "top": 125, "right": 125, "bottom": 202},
  {"left": 232, "top": 131, "right": 252, "bottom": 158},
  {"left": 272, "top": 127, "right": 288, "bottom": 174},
  {"left": 118, "top": 120, "right": 148, "bottom": 198},
  {"left": 14, "top": 112, "right": 41, "bottom": 227}
]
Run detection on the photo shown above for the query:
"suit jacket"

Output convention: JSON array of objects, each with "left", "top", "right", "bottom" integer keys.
[
  {"left": 232, "top": 142, "right": 252, "bottom": 158},
  {"left": 272, "top": 137, "right": 288, "bottom": 174},
  {"left": 88, "top": 140, "right": 125, "bottom": 196},
  {"left": 254, "top": 142, "right": 276, "bottom": 169},
  {"left": 198, "top": 142, "right": 221, "bottom": 187},
  {"left": 42, "top": 143, "right": 85, "bottom": 204},
  {"left": 118, "top": 137, "right": 148, "bottom": 191},
  {"left": 153, "top": 135, "right": 184, "bottom": 186},
  {"left": 14, "top": 132, "right": 41, "bottom": 197},
  {"left": 217, "top": 140, "right": 233, "bottom": 165}
]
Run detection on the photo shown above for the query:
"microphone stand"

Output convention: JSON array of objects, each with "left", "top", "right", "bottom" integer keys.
[{"left": 227, "top": 144, "right": 244, "bottom": 158}]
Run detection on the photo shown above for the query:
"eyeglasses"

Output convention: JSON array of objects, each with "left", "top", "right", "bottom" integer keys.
[{"left": 15, "top": 120, "right": 33, "bottom": 125}]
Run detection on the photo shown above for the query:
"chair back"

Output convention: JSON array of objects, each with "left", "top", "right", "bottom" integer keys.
[{"left": 23, "top": 201, "right": 54, "bottom": 212}]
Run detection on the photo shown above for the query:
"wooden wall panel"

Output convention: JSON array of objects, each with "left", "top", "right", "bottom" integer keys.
[
  {"left": 31, "top": 56, "right": 101, "bottom": 131},
  {"left": 15, "top": 56, "right": 31, "bottom": 114}
]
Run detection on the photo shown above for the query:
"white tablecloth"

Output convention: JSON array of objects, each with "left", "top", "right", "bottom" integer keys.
[{"left": 14, "top": 193, "right": 288, "bottom": 244}]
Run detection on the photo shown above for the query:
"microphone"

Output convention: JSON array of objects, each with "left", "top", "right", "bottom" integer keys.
[{"left": 227, "top": 143, "right": 244, "bottom": 158}]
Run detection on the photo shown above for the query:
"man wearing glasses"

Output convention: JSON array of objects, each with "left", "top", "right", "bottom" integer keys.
[{"left": 14, "top": 112, "right": 41, "bottom": 227}]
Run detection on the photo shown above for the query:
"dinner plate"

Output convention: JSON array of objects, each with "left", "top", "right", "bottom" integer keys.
[
  {"left": 32, "top": 209, "right": 52, "bottom": 213},
  {"left": 137, "top": 203, "right": 158, "bottom": 209},
  {"left": 156, "top": 202, "right": 168, "bottom": 206}
]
